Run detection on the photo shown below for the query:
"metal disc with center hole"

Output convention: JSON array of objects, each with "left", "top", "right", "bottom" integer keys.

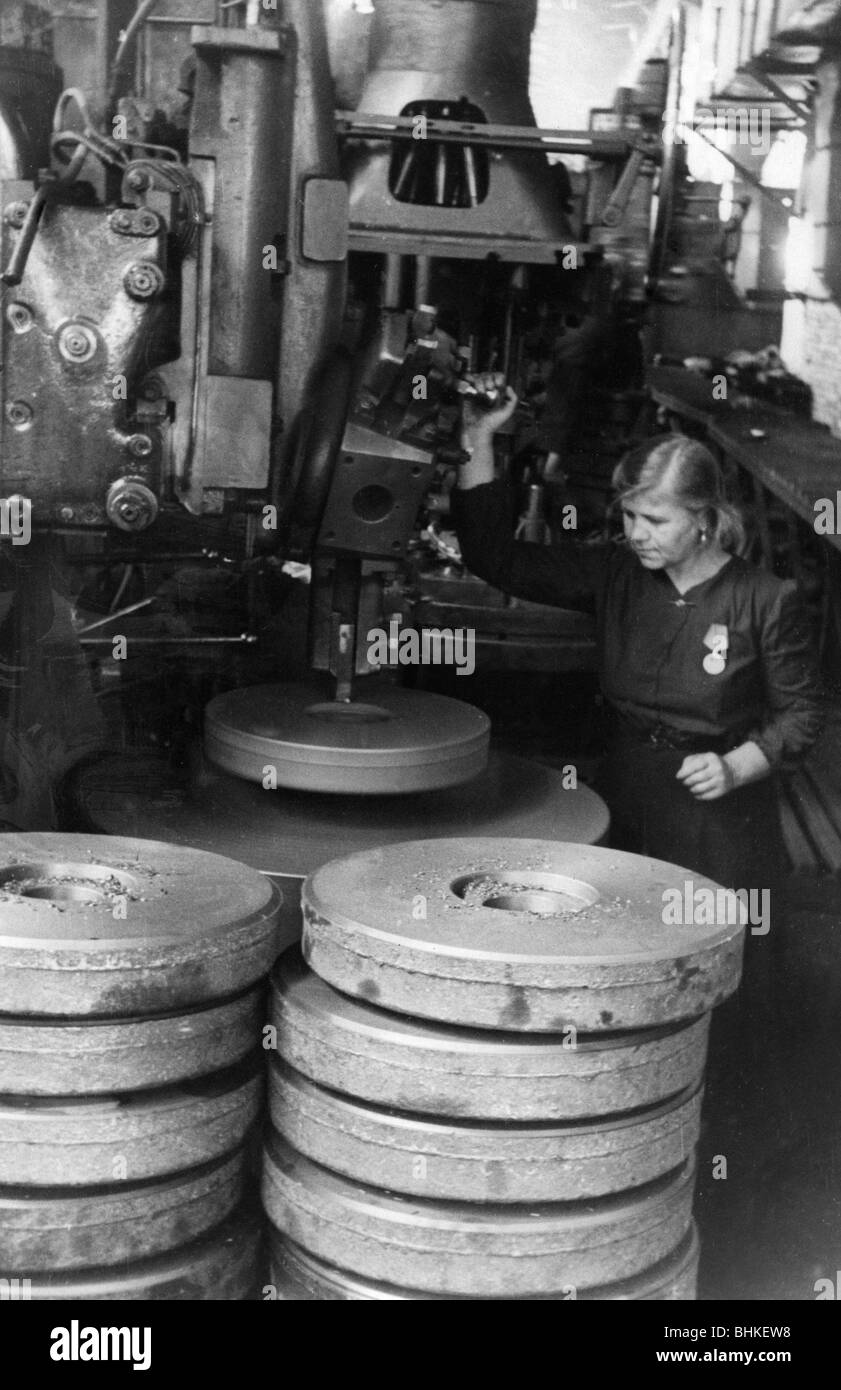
[
  {"left": 66, "top": 747, "right": 609, "bottom": 879},
  {"left": 65, "top": 749, "right": 608, "bottom": 956},
  {"left": 0, "top": 986, "right": 264, "bottom": 1096},
  {"left": 262, "top": 1134, "right": 696, "bottom": 1296},
  {"left": 1, "top": 1148, "right": 246, "bottom": 1273},
  {"left": 272, "top": 948, "right": 709, "bottom": 1120},
  {"left": 204, "top": 682, "right": 491, "bottom": 793},
  {"left": 0, "top": 833, "right": 282, "bottom": 1017},
  {"left": 268, "top": 1224, "right": 700, "bottom": 1301},
  {"left": 302, "top": 839, "right": 745, "bottom": 1032},
  {"left": 16, "top": 1204, "right": 262, "bottom": 1300},
  {"left": 269, "top": 1060, "right": 702, "bottom": 1202},
  {"left": 0, "top": 1054, "right": 263, "bottom": 1186}
]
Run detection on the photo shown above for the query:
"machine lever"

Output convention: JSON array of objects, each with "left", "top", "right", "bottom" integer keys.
[
  {"left": 1, "top": 186, "right": 49, "bottom": 287},
  {"left": 600, "top": 139, "right": 658, "bottom": 229}
]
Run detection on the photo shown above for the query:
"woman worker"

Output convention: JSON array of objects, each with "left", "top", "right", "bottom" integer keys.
[{"left": 451, "top": 383, "right": 823, "bottom": 893}]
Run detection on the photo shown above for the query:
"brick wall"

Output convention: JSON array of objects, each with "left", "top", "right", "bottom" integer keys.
[
  {"left": 792, "top": 56, "right": 841, "bottom": 437},
  {"left": 802, "top": 299, "right": 841, "bottom": 435}
]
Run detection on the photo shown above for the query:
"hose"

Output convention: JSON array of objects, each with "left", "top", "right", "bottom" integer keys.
[{"left": 106, "top": 0, "right": 162, "bottom": 117}]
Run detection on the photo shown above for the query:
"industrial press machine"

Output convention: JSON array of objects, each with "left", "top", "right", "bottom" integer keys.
[{"left": 0, "top": 0, "right": 666, "bottom": 862}]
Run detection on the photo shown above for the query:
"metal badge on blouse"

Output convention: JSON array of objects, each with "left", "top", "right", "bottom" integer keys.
[{"left": 703, "top": 623, "right": 728, "bottom": 675}]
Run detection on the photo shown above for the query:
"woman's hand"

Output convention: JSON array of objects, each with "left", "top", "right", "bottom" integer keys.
[
  {"left": 459, "top": 376, "right": 519, "bottom": 491},
  {"left": 461, "top": 374, "right": 519, "bottom": 446},
  {"left": 677, "top": 741, "right": 771, "bottom": 799},
  {"left": 676, "top": 752, "right": 736, "bottom": 801}
]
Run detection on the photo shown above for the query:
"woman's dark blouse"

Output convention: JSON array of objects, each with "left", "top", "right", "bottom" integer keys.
[{"left": 451, "top": 481, "right": 822, "bottom": 769}]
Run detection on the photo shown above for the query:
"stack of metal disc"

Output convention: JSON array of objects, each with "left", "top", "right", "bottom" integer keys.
[
  {"left": 65, "top": 744, "right": 610, "bottom": 952},
  {"left": 0, "top": 833, "right": 282, "bottom": 1300},
  {"left": 262, "top": 838, "right": 746, "bottom": 1300}
]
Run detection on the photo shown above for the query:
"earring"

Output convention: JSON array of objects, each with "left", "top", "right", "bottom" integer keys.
[{"left": 699, "top": 529, "right": 708, "bottom": 543}]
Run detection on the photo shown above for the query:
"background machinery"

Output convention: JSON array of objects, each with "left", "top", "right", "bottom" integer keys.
[{"left": 0, "top": 0, "right": 664, "bottom": 822}]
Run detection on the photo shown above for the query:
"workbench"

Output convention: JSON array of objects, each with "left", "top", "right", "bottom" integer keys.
[{"left": 647, "top": 365, "right": 841, "bottom": 559}]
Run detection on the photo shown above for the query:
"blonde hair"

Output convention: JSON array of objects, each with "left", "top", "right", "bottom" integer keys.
[{"left": 612, "top": 435, "right": 745, "bottom": 553}]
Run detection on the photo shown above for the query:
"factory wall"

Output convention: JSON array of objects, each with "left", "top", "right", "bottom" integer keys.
[
  {"left": 796, "top": 300, "right": 841, "bottom": 435},
  {"left": 785, "top": 54, "right": 841, "bottom": 437}
]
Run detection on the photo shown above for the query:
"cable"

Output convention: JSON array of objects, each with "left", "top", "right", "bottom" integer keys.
[
  {"left": 122, "top": 157, "right": 204, "bottom": 251},
  {"left": 51, "top": 130, "right": 130, "bottom": 175},
  {"left": 49, "top": 97, "right": 199, "bottom": 249},
  {"left": 108, "top": 565, "right": 134, "bottom": 616},
  {"left": 107, "top": 0, "right": 162, "bottom": 116},
  {"left": 50, "top": 89, "right": 97, "bottom": 183},
  {"left": 125, "top": 141, "right": 180, "bottom": 162},
  {"left": 51, "top": 88, "right": 132, "bottom": 184},
  {"left": 53, "top": 87, "right": 94, "bottom": 135}
]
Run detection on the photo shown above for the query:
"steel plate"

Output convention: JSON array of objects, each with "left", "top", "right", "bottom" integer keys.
[
  {"left": 67, "top": 746, "right": 609, "bottom": 879},
  {"left": 269, "top": 1063, "right": 702, "bottom": 1202},
  {"left": 13, "top": 1204, "right": 262, "bottom": 1300},
  {"left": 0, "top": 1149, "right": 245, "bottom": 1273},
  {"left": 204, "top": 682, "right": 490, "bottom": 793},
  {"left": 271, "top": 949, "right": 709, "bottom": 1119},
  {"left": 0, "top": 986, "right": 264, "bottom": 1095},
  {"left": 0, "top": 833, "right": 282, "bottom": 1016},
  {"left": 0, "top": 1054, "right": 263, "bottom": 1186},
  {"left": 268, "top": 1224, "right": 700, "bottom": 1300},
  {"left": 302, "top": 839, "right": 745, "bottom": 1031},
  {"left": 262, "top": 1134, "right": 696, "bottom": 1296}
]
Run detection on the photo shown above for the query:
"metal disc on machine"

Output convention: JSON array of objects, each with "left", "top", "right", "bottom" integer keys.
[
  {"left": 262, "top": 1133, "right": 696, "bottom": 1296},
  {"left": 65, "top": 746, "right": 609, "bottom": 899},
  {"left": 0, "top": 833, "right": 282, "bottom": 1016},
  {"left": 272, "top": 948, "right": 709, "bottom": 1120},
  {"left": 18, "top": 1204, "right": 262, "bottom": 1301},
  {"left": 204, "top": 682, "right": 491, "bottom": 793},
  {"left": 302, "top": 839, "right": 745, "bottom": 1031},
  {"left": 270, "top": 1060, "right": 702, "bottom": 1202},
  {"left": 268, "top": 1224, "right": 700, "bottom": 1301},
  {"left": 0, "top": 986, "right": 264, "bottom": 1096},
  {"left": 0, "top": 1054, "right": 263, "bottom": 1186},
  {"left": 1, "top": 1148, "right": 246, "bottom": 1273}
]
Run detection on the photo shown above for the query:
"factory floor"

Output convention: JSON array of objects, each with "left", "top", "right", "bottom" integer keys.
[
  {"left": 696, "top": 872, "right": 841, "bottom": 1302},
  {"left": 431, "top": 668, "right": 841, "bottom": 1304}
]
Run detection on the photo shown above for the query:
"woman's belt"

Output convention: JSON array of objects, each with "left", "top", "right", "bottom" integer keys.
[{"left": 612, "top": 713, "right": 745, "bottom": 755}]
